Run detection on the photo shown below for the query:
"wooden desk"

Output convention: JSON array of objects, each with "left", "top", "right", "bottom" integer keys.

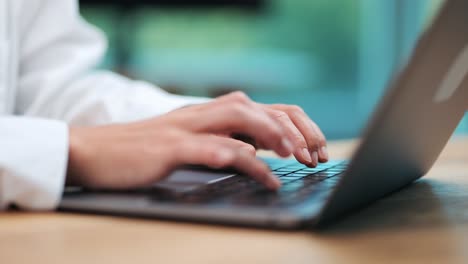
[{"left": 1, "top": 137, "right": 467, "bottom": 264}]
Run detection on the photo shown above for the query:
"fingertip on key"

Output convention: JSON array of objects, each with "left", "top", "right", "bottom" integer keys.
[
  {"left": 311, "top": 151, "right": 319, "bottom": 167},
  {"left": 267, "top": 174, "right": 282, "bottom": 190},
  {"left": 319, "top": 146, "right": 329, "bottom": 162}
]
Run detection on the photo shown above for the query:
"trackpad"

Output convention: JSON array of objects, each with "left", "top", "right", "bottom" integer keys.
[{"left": 153, "top": 169, "right": 236, "bottom": 193}]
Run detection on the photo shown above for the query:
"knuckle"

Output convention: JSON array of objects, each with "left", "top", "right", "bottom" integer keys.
[
  {"left": 203, "top": 147, "right": 218, "bottom": 160},
  {"left": 270, "top": 110, "right": 288, "bottom": 120},
  {"left": 310, "top": 141, "right": 320, "bottom": 151},
  {"left": 263, "top": 118, "right": 282, "bottom": 135},
  {"left": 228, "top": 91, "right": 251, "bottom": 104},
  {"left": 241, "top": 144, "right": 256, "bottom": 155},
  {"left": 293, "top": 134, "right": 307, "bottom": 147},
  {"left": 273, "top": 103, "right": 287, "bottom": 109},
  {"left": 267, "top": 125, "right": 284, "bottom": 141},
  {"left": 228, "top": 102, "right": 248, "bottom": 116},
  {"left": 205, "top": 148, "right": 232, "bottom": 168},
  {"left": 303, "top": 135, "right": 320, "bottom": 150},
  {"left": 289, "top": 105, "right": 305, "bottom": 114}
]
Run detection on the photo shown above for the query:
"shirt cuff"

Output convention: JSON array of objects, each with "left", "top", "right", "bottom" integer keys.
[{"left": 0, "top": 117, "right": 68, "bottom": 210}]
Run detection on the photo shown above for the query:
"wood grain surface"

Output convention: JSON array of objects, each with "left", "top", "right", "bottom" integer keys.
[{"left": 1, "top": 136, "right": 467, "bottom": 264}]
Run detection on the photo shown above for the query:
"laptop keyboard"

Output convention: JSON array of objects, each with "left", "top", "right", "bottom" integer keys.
[{"left": 152, "top": 159, "right": 348, "bottom": 207}]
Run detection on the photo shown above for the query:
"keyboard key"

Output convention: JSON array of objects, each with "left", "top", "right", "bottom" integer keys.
[
  {"left": 279, "top": 174, "right": 304, "bottom": 179},
  {"left": 284, "top": 172, "right": 310, "bottom": 178},
  {"left": 279, "top": 178, "right": 295, "bottom": 184},
  {"left": 285, "top": 165, "right": 307, "bottom": 170},
  {"left": 274, "top": 168, "right": 300, "bottom": 173},
  {"left": 279, "top": 181, "right": 305, "bottom": 193},
  {"left": 273, "top": 171, "right": 294, "bottom": 176}
]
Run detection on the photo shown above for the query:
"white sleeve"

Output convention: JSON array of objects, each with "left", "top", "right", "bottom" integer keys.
[
  {"left": 0, "top": 117, "right": 68, "bottom": 210},
  {"left": 2, "top": 0, "right": 208, "bottom": 210},
  {"left": 16, "top": 0, "right": 209, "bottom": 125}
]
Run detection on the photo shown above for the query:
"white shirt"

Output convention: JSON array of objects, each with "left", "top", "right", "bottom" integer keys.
[{"left": 0, "top": 0, "right": 207, "bottom": 210}]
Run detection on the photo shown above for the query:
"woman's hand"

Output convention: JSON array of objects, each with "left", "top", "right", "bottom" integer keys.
[
  {"left": 259, "top": 103, "right": 328, "bottom": 166},
  {"left": 67, "top": 92, "right": 327, "bottom": 191}
]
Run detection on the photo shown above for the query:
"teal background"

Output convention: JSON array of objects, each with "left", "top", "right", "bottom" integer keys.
[{"left": 80, "top": 0, "right": 467, "bottom": 139}]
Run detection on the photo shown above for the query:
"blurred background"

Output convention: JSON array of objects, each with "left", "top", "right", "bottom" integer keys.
[{"left": 79, "top": 0, "right": 467, "bottom": 139}]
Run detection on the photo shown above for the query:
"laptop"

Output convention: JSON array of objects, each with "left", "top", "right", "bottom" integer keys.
[{"left": 59, "top": 0, "right": 468, "bottom": 229}]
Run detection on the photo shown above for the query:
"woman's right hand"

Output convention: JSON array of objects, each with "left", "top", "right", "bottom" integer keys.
[{"left": 67, "top": 92, "right": 326, "bottom": 191}]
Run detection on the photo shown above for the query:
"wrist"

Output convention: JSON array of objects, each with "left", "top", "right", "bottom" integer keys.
[{"left": 67, "top": 127, "right": 87, "bottom": 186}]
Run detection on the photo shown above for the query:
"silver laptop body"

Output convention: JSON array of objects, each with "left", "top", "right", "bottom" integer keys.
[{"left": 60, "top": 0, "right": 468, "bottom": 229}]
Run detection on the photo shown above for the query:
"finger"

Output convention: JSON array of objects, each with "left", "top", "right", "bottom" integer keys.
[
  {"left": 212, "top": 135, "right": 257, "bottom": 156},
  {"left": 175, "top": 134, "right": 281, "bottom": 190},
  {"left": 184, "top": 92, "right": 294, "bottom": 157},
  {"left": 230, "top": 147, "right": 281, "bottom": 190},
  {"left": 269, "top": 104, "right": 328, "bottom": 164},
  {"left": 309, "top": 121, "right": 328, "bottom": 163},
  {"left": 263, "top": 108, "right": 314, "bottom": 166},
  {"left": 215, "top": 133, "right": 258, "bottom": 153},
  {"left": 230, "top": 133, "right": 258, "bottom": 149}
]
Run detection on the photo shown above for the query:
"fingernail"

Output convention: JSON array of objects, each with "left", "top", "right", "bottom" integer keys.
[
  {"left": 311, "top": 151, "right": 318, "bottom": 166},
  {"left": 281, "top": 138, "right": 294, "bottom": 154},
  {"left": 302, "top": 148, "right": 312, "bottom": 163},
  {"left": 321, "top": 146, "right": 329, "bottom": 160}
]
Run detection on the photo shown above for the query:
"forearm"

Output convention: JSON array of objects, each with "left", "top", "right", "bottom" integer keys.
[{"left": 20, "top": 70, "right": 210, "bottom": 126}]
